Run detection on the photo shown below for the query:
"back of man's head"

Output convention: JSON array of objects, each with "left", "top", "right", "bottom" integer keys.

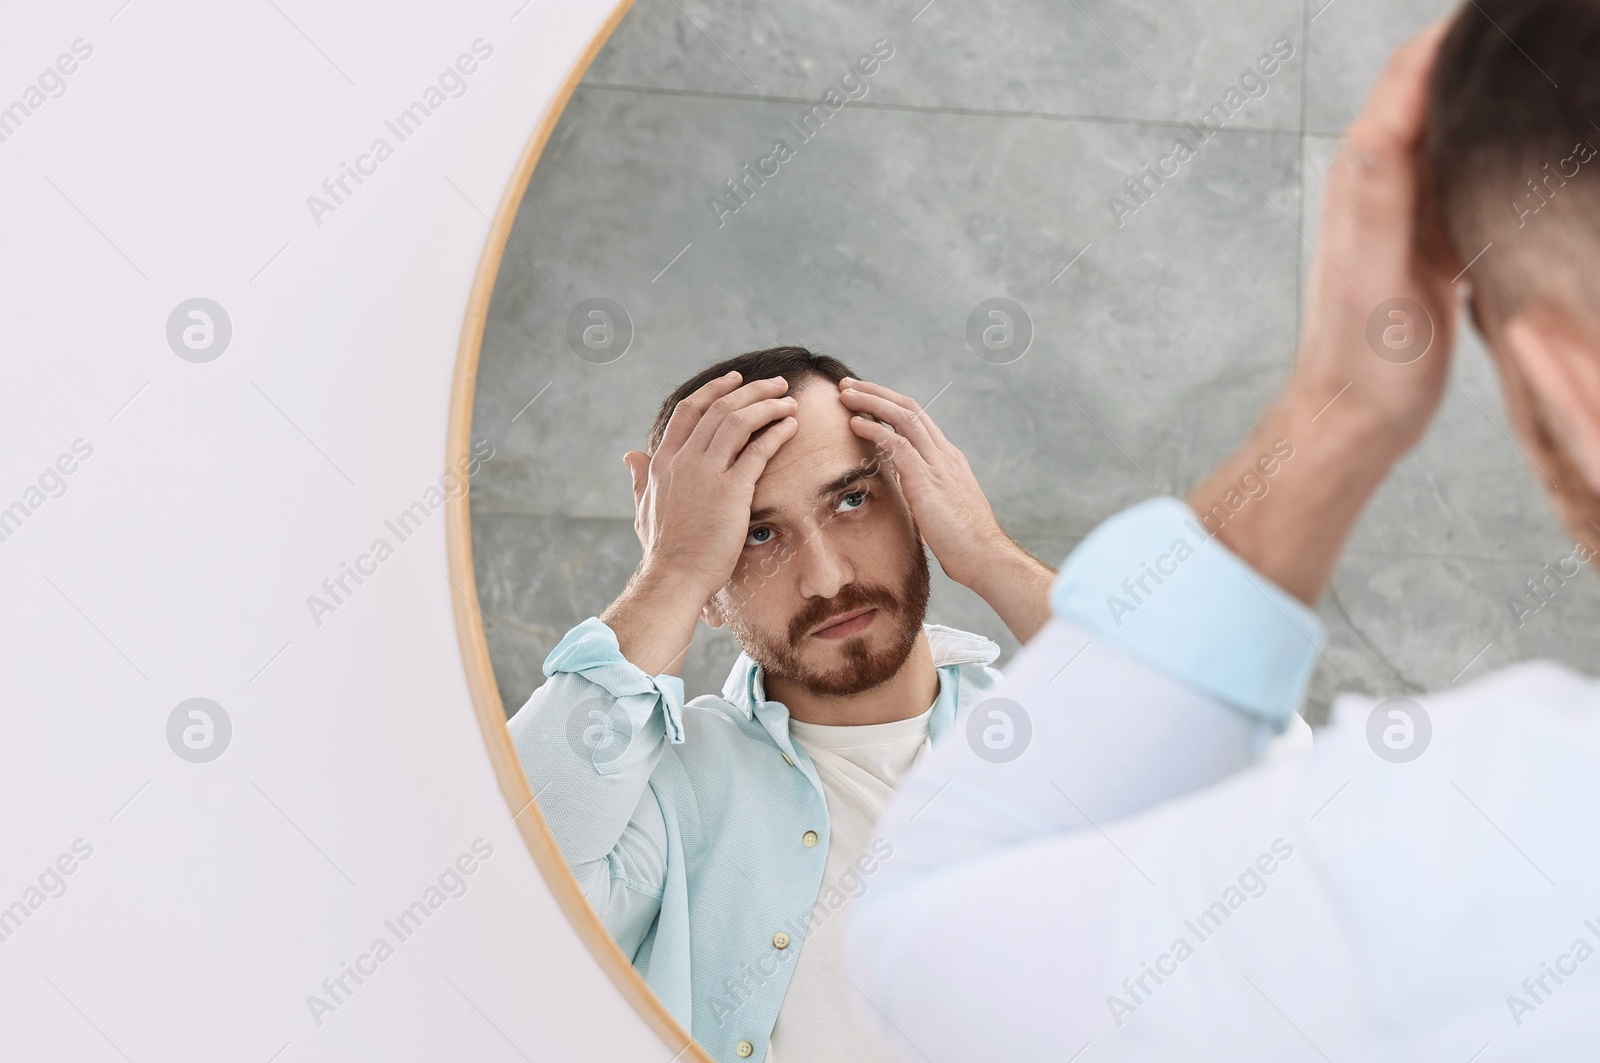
[
  {"left": 1427, "top": 0, "right": 1600, "bottom": 329},
  {"left": 1427, "top": 0, "right": 1600, "bottom": 543},
  {"left": 646, "top": 345, "right": 859, "bottom": 455}
]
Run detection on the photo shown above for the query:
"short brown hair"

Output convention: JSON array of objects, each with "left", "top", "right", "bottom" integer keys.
[
  {"left": 646, "top": 346, "right": 859, "bottom": 454},
  {"left": 1426, "top": 0, "right": 1600, "bottom": 319}
]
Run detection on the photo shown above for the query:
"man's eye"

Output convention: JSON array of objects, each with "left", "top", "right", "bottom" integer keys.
[
  {"left": 745, "top": 526, "right": 775, "bottom": 547},
  {"left": 836, "top": 490, "right": 868, "bottom": 514}
]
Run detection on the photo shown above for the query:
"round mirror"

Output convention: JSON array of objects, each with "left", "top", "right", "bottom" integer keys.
[{"left": 447, "top": 2, "right": 1600, "bottom": 1060}]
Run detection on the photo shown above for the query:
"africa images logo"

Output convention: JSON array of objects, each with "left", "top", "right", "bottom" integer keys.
[
  {"left": 305, "top": 839, "right": 494, "bottom": 1027},
  {"left": 305, "top": 39, "right": 494, "bottom": 227},
  {"left": 706, "top": 38, "right": 895, "bottom": 228},
  {"left": 1106, "top": 838, "right": 1294, "bottom": 1026},
  {"left": 1106, "top": 36, "right": 1296, "bottom": 227}
]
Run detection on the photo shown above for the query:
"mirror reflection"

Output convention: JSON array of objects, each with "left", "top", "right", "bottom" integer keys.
[{"left": 467, "top": 1, "right": 1600, "bottom": 1060}]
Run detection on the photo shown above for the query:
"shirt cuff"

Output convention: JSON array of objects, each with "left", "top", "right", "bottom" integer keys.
[
  {"left": 544, "top": 616, "right": 688, "bottom": 746},
  {"left": 1048, "top": 496, "right": 1325, "bottom": 729}
]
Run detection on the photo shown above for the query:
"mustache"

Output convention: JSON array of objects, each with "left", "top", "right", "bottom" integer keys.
[{"left": 789, "top": 583, "right": 900, "bottom": 643}]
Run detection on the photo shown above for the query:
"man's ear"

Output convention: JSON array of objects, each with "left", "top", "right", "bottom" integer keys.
[
  {"left": 1504, "top": 308, "right": 1600, "bottom": 495},
  {"left": 622, "top": 450, "right": 649, "bottom": 507},
  {"left": 701, "top": 594, "right": 727, "bottom": 629}
]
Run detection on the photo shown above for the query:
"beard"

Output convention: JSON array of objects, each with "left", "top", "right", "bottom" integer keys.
[{"left": 722, "top": 542, "right": 932, "bottom": 699}]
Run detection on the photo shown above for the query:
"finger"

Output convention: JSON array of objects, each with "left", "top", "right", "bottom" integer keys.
[
  {"left": 688, "top": 377, "right": 793, "bottom": 460},
  {"left": 1322, "top": 20, "right": 1450, "bottom": 265},
  {"left": 838, "top": 377, "right": 948, "bottom": 452},
  {"left": 705, "top": 394, "right": 803, "bottom": 468},
  {"left": 848, "top": 413, "right": 930, "bottom": 488},
  {"left": 1346, "top": 18, "right": 1448, "bottom": 154},
  {"left": 656, "top": 370, "right": 745, "bottom": 461},
  {"left": 839, "top": 384, "right": 941, "bottom": 457},
  {"left": 731, "top": 414, "right": 799, "bottom": 482}
]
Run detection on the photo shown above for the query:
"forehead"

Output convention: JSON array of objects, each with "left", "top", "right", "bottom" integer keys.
[{"left": 748, "top": 381, "right": 879, "bottom": 515}]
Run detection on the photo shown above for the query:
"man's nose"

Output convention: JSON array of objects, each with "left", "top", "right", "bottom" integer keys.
[{"left": 795, "top": 526, "right": 853, "bottom": 601}]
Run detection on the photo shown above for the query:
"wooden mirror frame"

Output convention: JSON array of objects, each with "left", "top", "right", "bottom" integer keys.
[{"left": 444, "top": 3, "right": 713, "bottom": 1060}]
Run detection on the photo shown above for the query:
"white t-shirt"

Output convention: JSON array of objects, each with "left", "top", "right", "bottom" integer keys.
[{"left": 767, "top": 701, "right": 936, "bottom": 1063}]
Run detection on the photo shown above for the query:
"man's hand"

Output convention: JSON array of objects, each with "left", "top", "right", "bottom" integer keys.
[
  {"left": 838, "top": 377, "right": 1054, "bottom": 642},
  {"left": 603, "top": 371, "right": 799, "bottom": 675},
  {"left": 1191, "top": 19, "right": 1460, "bottom": 607},
  {"left": 1291, "top": 16, "right": 1461, "bottom": 453}
]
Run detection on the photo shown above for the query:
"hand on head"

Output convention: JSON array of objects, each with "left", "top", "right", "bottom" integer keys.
[
  {"left": 835, "top": 376, "right": 1006, "bottom": 589},
  {"left": 1290, "top": 18, "right": 1460, "bottom": 455},
  {"left": 621, "top": 371, "right": 799, "bottom": 603},
  {"left": 601, "top": 370, "right": 804, "bottom": 677},
  {"left": 1185, "top": 20, "right": 1466, "bottom": 606}
]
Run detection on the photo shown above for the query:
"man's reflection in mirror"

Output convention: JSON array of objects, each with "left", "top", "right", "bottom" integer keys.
[{"left": 505, "top": 345, "right": 1062, "bottom": 1062}]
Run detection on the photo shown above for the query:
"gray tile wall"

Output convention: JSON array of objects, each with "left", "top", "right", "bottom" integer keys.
[{"left": 470, "top": 0, "right": 1600, "bottom": 725}]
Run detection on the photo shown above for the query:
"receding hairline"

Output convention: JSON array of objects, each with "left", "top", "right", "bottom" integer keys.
[
  {"left": 645, "top": 346, "right": 858, "bottom": 455},
  {"left": 647, "top": 369, "right": 836, "bottom": 456}
]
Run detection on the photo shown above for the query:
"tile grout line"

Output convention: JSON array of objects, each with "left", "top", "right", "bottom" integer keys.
[{"left": 576, "top": 80, "right": 1309, "bottom": 138}]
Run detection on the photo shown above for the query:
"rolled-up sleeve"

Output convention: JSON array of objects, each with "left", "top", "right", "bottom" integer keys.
[
  {"left": 506, "top": 616, "right": 684, "bottom": 944},
  {"left": 535, "top": 615, "right": 688, "bottom": 758},
  {"left": 1048, "top": 495, "right": 1325, "bottom": 730}
]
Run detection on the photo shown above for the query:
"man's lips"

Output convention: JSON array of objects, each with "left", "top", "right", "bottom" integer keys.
[{"left": 810, "top": 606, "right": 878, "bottom": 639}]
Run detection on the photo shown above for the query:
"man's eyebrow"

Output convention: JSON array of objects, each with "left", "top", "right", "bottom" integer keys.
[{"left": 748, "top": 464, "right": 883, "bottom": 524}]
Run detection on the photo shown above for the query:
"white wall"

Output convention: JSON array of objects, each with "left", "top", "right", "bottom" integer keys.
[{"left": 0, "top": 1, "right": 672, "bottom": 1059}]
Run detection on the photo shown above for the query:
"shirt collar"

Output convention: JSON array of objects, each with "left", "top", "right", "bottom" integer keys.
[{"left": 719, "top": 622, "right": 1002, "bottom": 720}]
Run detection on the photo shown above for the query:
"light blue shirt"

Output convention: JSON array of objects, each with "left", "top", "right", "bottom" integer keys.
[
  {"left": 1047, "top": 494, "right": 1325, "bottom": 726},
  {"left": 505, "top": 617, "right": 1005, "bottom": 1063},
  {"left": 507, "top": 495, "right": 1326, "bottom": 1063}
]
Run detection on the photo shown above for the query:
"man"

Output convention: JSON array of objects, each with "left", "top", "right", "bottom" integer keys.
[
  {"left": 505, "top": 345, "right": 1074, "bottom": 1063},
  {"left": 845, "top": 4, "right": 1600, "bottom": 1059}
]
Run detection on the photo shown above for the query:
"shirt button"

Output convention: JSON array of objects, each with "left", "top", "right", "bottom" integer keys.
[
  {"left": 802, "top": 830, "right": 819, "bottom": 847},
  {"left": 736, "top": 1040, "right": 754, "bottom": 1057},
  {"left": 772, "top": 931, "right": 791, "bottom": 950}
]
